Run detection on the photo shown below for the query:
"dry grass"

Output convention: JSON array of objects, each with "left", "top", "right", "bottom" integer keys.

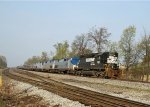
[{"left": 0, "top": 69, "right": 52, "bottom": 107}]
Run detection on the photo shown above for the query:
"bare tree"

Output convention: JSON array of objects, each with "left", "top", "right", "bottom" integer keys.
[
  {"left": 119, "top": 25, "right": 137, "bottom": 76},
  {"left": 41, "top": 52, "right": 49, "bottom": 62},
  {"left": 24, "top": 56, "right": 41, "bottom": 65},
  {"left": 70, "top": 34, "right": 92, "bottom": 56},
  {"left": 138, "top": 29, "right": 150, "bottom": 81},
  {"left": 88, "top": 27, "right": 111, "bottom": 53},
  {"left": 106, "top": 41, "right": 119, "bottom": 52},
  {"left": 53, "top": 41, "right": 69, "bottom": 59},
  {"left": 24, "top": 51, "right": 49, "bottom": 65}
]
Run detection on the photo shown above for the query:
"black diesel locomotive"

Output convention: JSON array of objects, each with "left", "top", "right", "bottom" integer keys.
[
  {"left": 19, "top": 52, "right": 121, "bottom": 79},
  {"left": 76, "top": 52, "right": 120, "bottom": 78}
]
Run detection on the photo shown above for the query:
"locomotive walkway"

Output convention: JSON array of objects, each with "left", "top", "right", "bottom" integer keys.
[{"left": 3, "top": 68, "right": 150, "bottom": 107}]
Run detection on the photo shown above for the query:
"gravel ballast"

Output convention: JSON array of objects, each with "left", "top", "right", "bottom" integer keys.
[
  {"left": 28, "top": 70, "right": 150, "bottom": 105},
  {"left": 8, "top": 79, "right": 90, "bottom": 107},
  {"left": 1, "top": 69, "right": 90, "bottom": 107}
]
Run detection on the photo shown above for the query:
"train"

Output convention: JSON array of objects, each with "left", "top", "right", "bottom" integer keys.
[{"left": 18, "top": 52, "right": 122, "bottom": 79}]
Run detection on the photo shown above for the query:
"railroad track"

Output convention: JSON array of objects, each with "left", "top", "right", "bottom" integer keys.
[
  {"left": 3, "top": 68, "right": 150, "bottom": 107},
  {"left": 20, "top": 68, "right": 150, "bottom": 84}
]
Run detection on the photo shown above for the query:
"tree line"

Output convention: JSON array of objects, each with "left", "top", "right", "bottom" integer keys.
[
  {"left": 24, "top": 52, "right": 49, "bottom": 65},
  {"left": 25, "top": 25, "right": 150, "bottom": 81},
  {"left": 0, "top": 55, "right": 7, "bottom": 68}
]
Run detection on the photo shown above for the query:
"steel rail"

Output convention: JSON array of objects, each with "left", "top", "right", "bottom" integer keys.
[{"left": 3, "top": 69, "right": 150, "bottom": 107}]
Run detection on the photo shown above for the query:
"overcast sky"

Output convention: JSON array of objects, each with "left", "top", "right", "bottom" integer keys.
[{"left": 0, "top": 1, "right": 150, "bottom": 67}]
